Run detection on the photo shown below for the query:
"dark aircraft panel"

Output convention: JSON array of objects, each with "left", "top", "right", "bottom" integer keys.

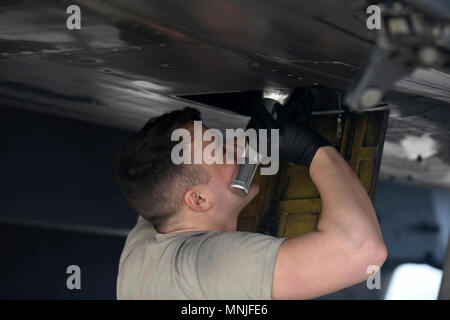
[{"left": 0, "top": 0, "right": 450, "bottom": 189}]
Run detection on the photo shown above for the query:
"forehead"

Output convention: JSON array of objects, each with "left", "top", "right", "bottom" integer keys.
[
  {"left": 184, "top": 122, "right": 219, "bottom": 143},
  {"left": 184, "top": 121, "right": 209, "bottom": 133},
  {"left": 183, "top": 122, "right": 243, "bottom": 153}
]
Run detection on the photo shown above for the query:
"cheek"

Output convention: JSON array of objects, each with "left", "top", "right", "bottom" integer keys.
[
  {"left": 207, "top": 164, "right": 240, "bottom": 201},
  {"left": 228, "top": 163, "right": 238, "bottom": 180},
  {"left": 209, "top": 171, "right": 232, "bottom": 194},
  {"left": 218, "top": 163, "right": 238, "bottom": 183}
]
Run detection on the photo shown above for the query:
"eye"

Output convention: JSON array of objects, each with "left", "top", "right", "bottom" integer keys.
[
  {"left": 223, "top": 141, "right": 231, "bottom": 152},
  {"left": 223, "top": 144, "right": 231, "bottom": 158}
]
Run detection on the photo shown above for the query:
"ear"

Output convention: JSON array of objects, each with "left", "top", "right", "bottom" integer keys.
[{"left": 184, "top": 187, "right": 212, "bottom": 212}]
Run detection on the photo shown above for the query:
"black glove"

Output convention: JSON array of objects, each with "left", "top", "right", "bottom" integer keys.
[{"left": 247, "top": 88, "right": 331, "bottom": 167}]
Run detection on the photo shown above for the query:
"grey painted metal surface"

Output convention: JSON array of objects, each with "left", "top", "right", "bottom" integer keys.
[{"left": 1, "top": 0, "right": 450, "bottom": 188}]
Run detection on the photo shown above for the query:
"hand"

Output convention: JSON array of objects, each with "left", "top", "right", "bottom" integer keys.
[{"left": 247, "top": 88, "right": 331, "bottom": 167}]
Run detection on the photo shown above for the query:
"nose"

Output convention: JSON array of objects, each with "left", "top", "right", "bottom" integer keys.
[{"left": 223, "top": 139, "right": 240, "bottom": 163}]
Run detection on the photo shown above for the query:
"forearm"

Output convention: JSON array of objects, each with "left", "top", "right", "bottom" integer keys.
[
  {"left": 272, "top": 146, "right": 387, "bottom": 299},
  {"left": 309, "top": 147, "right": 384, "bottom": 247}
]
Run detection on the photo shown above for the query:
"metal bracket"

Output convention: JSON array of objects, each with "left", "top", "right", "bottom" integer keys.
[{"left": 345, "top": 1, "right": 450, "bottom": 111}]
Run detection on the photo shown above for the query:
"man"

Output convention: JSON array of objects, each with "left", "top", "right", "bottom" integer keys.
[{"left": 115, "top": 95, "right": 387, "bottom": 299}]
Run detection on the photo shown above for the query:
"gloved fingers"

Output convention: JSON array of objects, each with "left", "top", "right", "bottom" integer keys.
[
  {"left": 295, "top": 89, "right": 315, "bottom": 123},
  {"left": 248, "top": 98, "right": 278, "bottom": 130},
  {"left": 282, "top": 88, "right": 315, "bottom": 123}
]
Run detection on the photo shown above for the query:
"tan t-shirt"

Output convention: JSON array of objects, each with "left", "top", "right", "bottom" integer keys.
[{"left": 116, "top": 219, "right": 286, "bottom": 300}]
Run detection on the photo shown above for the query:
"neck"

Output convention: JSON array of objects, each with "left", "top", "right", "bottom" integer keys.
[{"left": 161, "top": 211, "right": 239, "bottom": 234}]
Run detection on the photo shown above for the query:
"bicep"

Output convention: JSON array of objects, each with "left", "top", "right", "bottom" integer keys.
[{"left": 272, "top": 231, "right": 372, "bottom": 300}]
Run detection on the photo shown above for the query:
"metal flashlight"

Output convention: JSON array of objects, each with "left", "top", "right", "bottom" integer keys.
[{"left": 229, "top": 89, "right": 292, "bottom": 196}]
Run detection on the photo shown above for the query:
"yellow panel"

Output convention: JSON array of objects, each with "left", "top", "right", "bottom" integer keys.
[
  {"left": 236, "top": 216, "right": 256, "bottom": 233},
  {"left": 277, "top": 198, "right": 322, "bottom": 214},
  {"left": 358, "top": 160, "right": 375, "bottom": 194},
  {"left": 308, "top": 115, "right": 338, "bottom": 145},
  {"left": 364, "top": 111, "right": 385, "bottom": 147},
  {"left": 278, "top": 212, "right": 319, "bottom": 238},
  {"left": 237, "top": 166, "right": 279, "bottom": 232},
  {"left": 238, "top": 109, "right": 389, "bottom": 239},
  {"left": 346, "top": 111, "right": 388, "bottom": 198},
  {"left": 278, "top": 164, "right": 318, "bottom": 200},
  {"left": 276, "top": 198, "right": 322, "bottom": 238},
  {"left": 237, "top": 189, "right": 263, "bottom": 232}
]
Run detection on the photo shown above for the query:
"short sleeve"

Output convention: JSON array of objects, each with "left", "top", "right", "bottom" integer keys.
[
  {"left": 119, "top": 219, "right": 156, "bottom": 269},
  {"left": 194, "top": 231, "right": 286, "bottom": 300}
]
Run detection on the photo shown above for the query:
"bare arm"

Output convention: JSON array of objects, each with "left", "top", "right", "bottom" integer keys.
[{"left": 272, "top": 146, "right": 387, "bottom": 299}]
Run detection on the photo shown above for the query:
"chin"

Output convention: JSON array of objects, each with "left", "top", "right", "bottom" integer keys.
[
  {"left": 235, "top": 183, "right": 259, "bottom": 210},
  {"left": 248, "top": 183, "right": 260, "bottom": 200},
  {"left": 228, "top": 183, "right": 260, "bottom": 209}
]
